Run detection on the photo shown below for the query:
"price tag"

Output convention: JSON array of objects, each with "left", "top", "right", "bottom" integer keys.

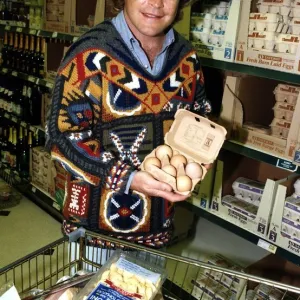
[
  {"left": 46, "top": 82, "right": 53, "bottom": 89},
  {"left": 72, "top": 36, "right": 79, "bottom": 43},
  {"left": 12, "top": 71, "right": 18, "bottom": 77},
  {"left": 32, "top": 186, "right": 36, "bottom": 193},
  {"left": 11, "top": 116, "right": 17, "bottom": 123},
  {"left": 257, "top": 239, "right": 277, "bottom": 254},
  {"left": 37, "top": 30, "right": 41, "bottom": 36},
  {"left": 2, "top": 68, "right": 8, "bottom": 73},
  {"left": 276, "top": 159, "right": 298, "bottom": 172},
  {"left": 52, "top": 32, "right": 58, "bottom": 38},
  {"left": 21, "top": 121, "right": 27, "bottom": 128},
  {"left": 16, "top": 27, "right": 22, "bottom": 33},
  {"left": 4, "top": 113, "right": 10, "bottom": 119},
  {"left": 29, "top": 29, "right": 36, "bottom": 35},
  {"left": 4, "top": 25, "right": 10, "bottom": 30},
  {"left": 36, "top": 78, "right": 40, "bottom": 85},
  {"left": 53, "top": 202, "right": 61, "bottom": 211},
  {"left": 28, "top": 76, "right": 35, "bottom": 83},
  {"left": 30, "top": 126, "right": 36, "bottom": 132}
]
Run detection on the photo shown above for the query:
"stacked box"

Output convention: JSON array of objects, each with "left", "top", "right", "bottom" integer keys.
[
  {"left": 192, "top": 254, "right": 246, "bottom": 299},
  {"left": 32, "top": 147, "right": 55, "bottom": 196}
]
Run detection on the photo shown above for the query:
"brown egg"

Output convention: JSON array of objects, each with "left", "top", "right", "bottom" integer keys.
[
  {"left": 155, "top": 145, "right": 173, "bottom": 160},
  {"left": 185, "top": 162, "right": 203, "bottom": 179},
  {"left": 173, "top": 150, "right": 180, "bottom": 155},
  {"left": 144, "top": 157, "right": 161, "bottom": 171},
  {"left": 170, "top": 155, "right": 187, "bottom": 169},
  {"left": 176, "top": 175, "right": 193, "bottom": 192},
  {"left": 162, "top": 165, "right": 177, "bottom": 177}
]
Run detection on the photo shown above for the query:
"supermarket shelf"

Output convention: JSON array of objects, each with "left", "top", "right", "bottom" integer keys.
[
  {"left": 0, "top": 24, "right": 79, "bottom": 42},
  {"left": 0, "top": 67, "right": 54, "bottom": 89},
  {"left": 180, "top": 201, "right": 300, "bottom": 266},
  {"left": 3, "top": 111, "right": 45, "bottom": 134},
  {"left": 200, "top": 57, "right": 300, "bottom": 85},
  {"left": 223, "top": 140, "right": 299, "bottom": 173}
]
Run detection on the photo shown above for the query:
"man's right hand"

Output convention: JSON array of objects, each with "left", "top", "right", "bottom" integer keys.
[{"left": 130, "top": 171, "right": 190, "bottom": 203}]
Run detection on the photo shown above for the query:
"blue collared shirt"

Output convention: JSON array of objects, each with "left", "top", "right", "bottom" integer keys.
[{"left": 111, "top": 11, "right": 175, "bottom": 76}]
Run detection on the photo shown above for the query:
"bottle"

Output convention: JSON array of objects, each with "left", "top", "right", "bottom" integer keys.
[
  {"left": 6, "top": 32, "right": 13, "bottom": 68},
  {"left": 6, "top": 126, "right": 13, "bottom": 167},
  {"left": 16, "top": 33, "right": 23, "bottom": 71},
  {"left": 38, "top": 38, "right": 45, "bottom": 78},
  {"left": 10, "top": 127, "right": 17, "bottom": 169},
  {"left": 11, "top": 32, "right": 18, "bottom": 69},
  {"left": 17, "top": 126, "right": 29, "bottom": 177},
  {"left": 13, "top": 82, "right": 22, "bottom": 117},
  {"left": 1, "top": 32, "right": 8, "bottom": 67},
  {"left": 28, "top": 130, "right": 33, "bottom": 176},
  {"left": 29, "top": 85, "right": 41, "bottom": 125},
  {"left": 21, "top": 83, "right": 29, "bottom": 122},
  {"left": 33, "top": 36, "right": 40, "bottom": 77},
  {"left": 1, "top": 127, "right": 8, "bottom": 164},
  {"left": 28, "top": 35, "right": 35, "bottom": 75},
  {"left": 22, "top": 35, "right": 29, "bottom": 73}
]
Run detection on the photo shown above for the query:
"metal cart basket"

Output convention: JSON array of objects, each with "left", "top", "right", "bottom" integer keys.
[{"left": 1, "top": 228, "right": 300, "bottom": 300}]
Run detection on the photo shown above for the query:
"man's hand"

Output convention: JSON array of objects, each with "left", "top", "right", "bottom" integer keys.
[{"left": 130, "top": 171, "right": 190, "bottom": 202}]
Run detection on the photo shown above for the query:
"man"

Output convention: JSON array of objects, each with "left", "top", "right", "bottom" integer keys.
[{"left": 47, "top": 0, "right": 211, "bottom": 248}]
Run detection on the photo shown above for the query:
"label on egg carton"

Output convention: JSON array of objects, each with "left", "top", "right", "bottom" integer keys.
[
  {"left": 282, "top": 216, "right": 300, "bottom": 230},
  {"left": 281, "top": 223, "right": 300, "bottom": 244},
  {"left": 285, "top": 197, "right": 300, "bottom": 213},
  {"left": 222, "top": 195, "right": 258, "bottom": 219},
  {"left": 232, "top": 177, "right": 264, "bottom": 200},
  {"left": 256, "top": 284, "right": 284, "bottom": 300}
]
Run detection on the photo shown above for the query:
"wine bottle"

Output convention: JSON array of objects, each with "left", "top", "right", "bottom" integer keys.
[
  {"left": 1, "top": 127, "right": 8, "bottom": 164},
  {"left": 6, "top": 32, "right": 13, "bottom": 67},
  {"left": 7, "top": 126, "right": 13, "bottom": 167},
  {"left": 1, "top": 32, "right": 8, "bottom": 67},
  {"left": 39, "top": 38, "right": 45, "bottom": 78},
  {"left": 11, "top": 33, "right": 18, "bottom": 69},
  {"left": 10, "top": 127, "right": 17, "bottom": 169},
  {"left": 33, "top": 36, "right": 40, "bottom": 77},
  {"left": 17, "top": 126, "right": 29, "bottom": 177},
  {"left": 22, "top": 35, "right": 29, "bottom": 73},
  {"left": 28, "top": 35, "right": 35, "bottom": 75},
  {"left": 16, "top": 33, "right": 23, "bottom": 71}
]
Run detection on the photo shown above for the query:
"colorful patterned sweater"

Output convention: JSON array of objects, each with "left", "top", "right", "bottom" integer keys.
[{"left": 47, "top": 20, "right": 211, "bottom": 248}]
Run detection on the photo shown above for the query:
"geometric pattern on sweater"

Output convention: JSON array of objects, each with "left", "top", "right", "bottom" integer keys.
[{"left": 99, "top": 189, "right": 151, "bottom": 233}]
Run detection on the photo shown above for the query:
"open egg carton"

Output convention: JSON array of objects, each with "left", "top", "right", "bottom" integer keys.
[
  {"left": 247, "top": 0, "right": 300, "bottom": 54},
  {"left": 140, "top": 109, "right": 227, "bottom": 195}
]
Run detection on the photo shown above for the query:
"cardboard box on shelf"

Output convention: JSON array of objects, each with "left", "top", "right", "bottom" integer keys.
[
  {"left": 219, "top": 76, "right": 300, "bottom": 163},
  {"left": 268, "top": 174, "right": 300, "bottom": 256},
  {"left": 190, "top": 0, "right": 242, "bottom": 62},
  {"left": 235, "top": 0, "right": 300, "bottom": 74},
  {"left": 44, "top": 0, "right": 72, "bottom": 33},
  {"left": 211, "top": 151, "right": 291, "bottom": 238},
  {"left": 70, "top": 0, "right": 111, "bottom": 35}
]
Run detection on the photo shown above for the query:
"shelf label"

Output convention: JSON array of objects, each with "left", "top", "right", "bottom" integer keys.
[
  {"left": 28, "top": 76, "right": 35, "bottom": 83},
  {"left": 4, "top": 113, "right": 10, "bottom": 119},
  {"left": 29, "top": 29, "right": 36, "bottom": 35},
  {"left": 37, "top": 30, "right": 41, "bottom": 36},
  {"left": 2, "top": 68, "right": 8, "bottom": 73},
  {"left": 52, "top": 32, "right": 58, "bottom": 38},
  {"left": 276, "top": 159, "right": 298, "bottom": 172},
  {"left": 16, "top": 27, "right": 22, "bottom": 33},
  {"left": 11, "top": 116, "right": 17, "bottom": 123},
  {"left": 12, "top": 71, "right": 18, "bottom": 77},
  {"left": 32, "top": 186, "right": 36, "bottom": 193},
  {"left": 4, "top": 25, "right": 10, "bottom": 31},
  {"left": 46, "top": 82, "right": 53, "bottom": 89},
  {"left": 21, "top": 121, "right": 27, "bottom": 128},
  {"left": 53, "top": 202, "right": 60, "bottom": 211},
  {"left": 72, "top": 36, "right": 79, "bottom": 43},
  {"left": 29, "top": 126, "right": 36, "bottom": 133},
  {"left": 257, "top": 239, "right": 277, "bottom": 254}
]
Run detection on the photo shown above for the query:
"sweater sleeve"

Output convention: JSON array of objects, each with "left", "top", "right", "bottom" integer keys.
[
  {"left": 47, "top": 72, "right": 135, "bottom": 192},
  {"left": 192, "top": 55, "right": 212, "bottom": 115}
]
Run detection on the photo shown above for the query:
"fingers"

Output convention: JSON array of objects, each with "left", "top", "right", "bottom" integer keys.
[{"left": 152, "top": 190, "right": 190, "bottom": 202}]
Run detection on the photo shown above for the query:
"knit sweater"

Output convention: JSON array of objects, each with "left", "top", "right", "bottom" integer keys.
[{"left": 47, "top": 21, "right": 211, "bottom": 248}]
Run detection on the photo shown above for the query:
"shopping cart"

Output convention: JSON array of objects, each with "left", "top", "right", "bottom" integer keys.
[{"left": 1, "top": 229, "right": 300, "bottom": 300}]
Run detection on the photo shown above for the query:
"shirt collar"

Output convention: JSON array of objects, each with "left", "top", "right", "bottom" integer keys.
[{"left": 111, "top": 11, "right": 175, "bottom": 52}]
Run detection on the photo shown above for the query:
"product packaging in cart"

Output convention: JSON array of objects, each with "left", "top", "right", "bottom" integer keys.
[
  {"left": 140, "top": 109, "right": 227, "bottom": 195},
  {"left": 75, "top": 251, "right": 167, "bottom": 300}
]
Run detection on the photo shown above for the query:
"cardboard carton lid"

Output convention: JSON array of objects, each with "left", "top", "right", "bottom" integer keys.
[{"left": 164, "top": 109, "right": 227, "bottom": 164}]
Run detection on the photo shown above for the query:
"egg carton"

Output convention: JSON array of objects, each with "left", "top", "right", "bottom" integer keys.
[
  {"left": 281, "top": 222, "right": 300, "bottom": 241},
  {"left": 275, "top": 33, "right": 300, "bottom": 53},
  {"left": 232, "top": 177, "right": 265, "bottom": 207},
  {"left": 202, "top": 1, "right": 231, "bottom": 16},
  {"left": 248, "top": 31, "right": 276, "bottom": 51},
  {"left": 191, "top": 30, "right": 225, "bottom": 47},
  {"left": 191, "top": 13, "right": 228, "bottom": 31},
  {"left": 284, "top": 195, "right": 300, "bottom": 213},
  {"left": 221, "top": 195, "right": 258, "bottom": 219},
  {"left": 283, "top": 207, "right": 300, "bottom": 222},
  {"left": 192, "top": 276, "right": 234, "bottom": 300},
  {"left": 249, "top": 13, "right": 283, "bottom": 32},
  {"left": 270, "top": 118, "right": 292, "bottom": 139},
  {"left": 242, "top": 122, "right": 271, "bottom": 134},
  {"left": 273, "top": 102, "right": 295, "bottom": 121},
  {"left": 255, "top": 284, "right": 285, "bottom": 300},
  {"left": 140, "top": 109, "right": 227, "bottom": 195},
  {"left": 274, "top": 83, "right": 300, "bottom": 105}
]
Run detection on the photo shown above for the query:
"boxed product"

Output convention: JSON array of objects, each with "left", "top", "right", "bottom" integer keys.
[
  {"left": 190, "top": 0, "right": 242, "bottom": 62},
  {"left": 140, "top": 109, "right": 227, "bottom": 195},
  {"left": 211, "top": 150, "right": 290, "bottom": 238},
  {"left": 44, "top": 0, "right": 72, "bottom": 33},
  {"left": 274, "top": 84, "right": 300, "bottom": 105},
  {"left": 75, "top": 251, "right": 167, "bottom": 300},
  {"left": 219, "top": 76, "right": 300, "bottom": 162},
  {"left": 255, "top": 283, "right": 284, "bottom": 300},
  {"left": 232, "top": 177, "right": 265, "bottom": 206},
  {"left": 235, "top": 0, "right": 300, "bottom": 74},
  {"left": 268, "top": 174, "right": 300, "bottom": 256},
  {"left": 70, "top": 0, "right": 110, "bottom": 35}
]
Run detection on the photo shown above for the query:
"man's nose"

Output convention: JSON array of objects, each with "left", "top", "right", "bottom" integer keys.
[{"left": 148, "top": 0, "right": 164, "bottom": 8}]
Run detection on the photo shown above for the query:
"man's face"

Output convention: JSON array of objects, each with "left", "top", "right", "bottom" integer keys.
[{"left": 124, "top": 0, "right": 180, "bottom": 39}]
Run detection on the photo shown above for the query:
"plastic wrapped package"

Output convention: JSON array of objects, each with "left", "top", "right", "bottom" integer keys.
[{"left": 75, "top": 251, "right": 167, "bottom": 300}]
